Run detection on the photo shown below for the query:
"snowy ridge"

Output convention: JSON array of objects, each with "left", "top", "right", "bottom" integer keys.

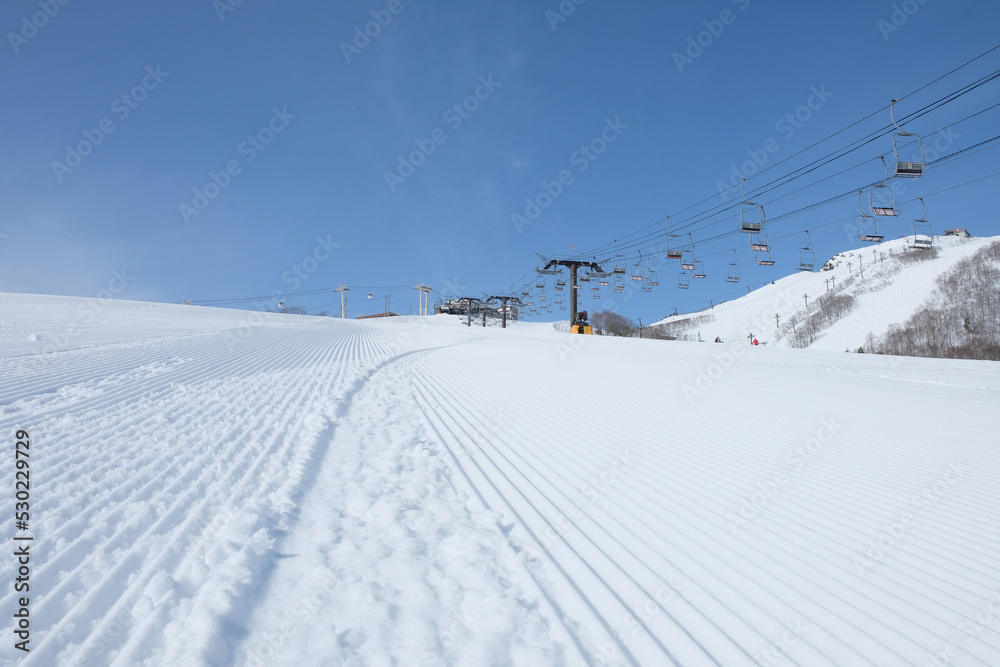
[
  {"left": 653, "top": 234, "right": 995, "bottom": 351},
  {"left": 0, "top": 294, "right": 998, "bottom": 665}
]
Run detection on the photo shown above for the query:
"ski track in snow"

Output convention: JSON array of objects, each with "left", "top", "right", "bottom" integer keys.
[{"left": 1, "top": 297, "right": 998, "bottom": 666}]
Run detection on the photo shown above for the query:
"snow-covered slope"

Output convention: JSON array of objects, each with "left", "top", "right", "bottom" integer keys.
[
  {"left": 1, "top": 293, "right": 998, "bottom": 666},
  {"left": 653, "top": 234, "right": 995, "bottom": 352}
]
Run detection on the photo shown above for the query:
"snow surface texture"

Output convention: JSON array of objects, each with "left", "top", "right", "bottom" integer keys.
[
  {"left": 654, "top": 234, "right": 993, "bottom": 352},
  {"left": 1, "top": 293, "right": 999, "bottom": 666}
]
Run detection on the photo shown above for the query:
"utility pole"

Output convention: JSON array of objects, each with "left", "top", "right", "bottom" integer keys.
[{"left": 336, "top": 285, "right": 349, "bottom": 318}]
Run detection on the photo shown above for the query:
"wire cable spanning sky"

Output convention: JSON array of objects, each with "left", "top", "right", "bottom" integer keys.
[{"left": 3, "top": 1, "right": 999, "bottom": 322}]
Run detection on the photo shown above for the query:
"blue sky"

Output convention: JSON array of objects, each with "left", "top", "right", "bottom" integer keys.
[{"left": 3, "top": 0, "right": 1000, "bottom": 322}]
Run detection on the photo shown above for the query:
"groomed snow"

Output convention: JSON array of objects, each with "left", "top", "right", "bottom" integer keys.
[{"left": 1, "top": 293, "right": 998, "bottom": 666}]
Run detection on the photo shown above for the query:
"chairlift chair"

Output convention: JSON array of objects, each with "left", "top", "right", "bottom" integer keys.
[
  {"left": 726, "top": 249, "right": 740, "bottom": 283},
  {"left": 630, "top": 250, "right": 646, "bottom": 281},
  {"left": 911, "top": 197, "right": 933, "bottom": 249},
  {"left": 857, "top": 191, "right": 883, "bottom": 242},
  {"left": 612, "top": 240, "right": 627, "bottom": 274},
  {"left": 797, "top": 230, "right": 815, "bottom": 271},
  {"left": 681, "top": 234, "right": 696, "bottom": 270},
  {"left": 740, "top": 179, "right": 765, "bottom": 233},
  {"left": 646, "top": 262, "right": 660, "bottom": 287},
  {"left": 692, "top": 261, "right": 706, "bottom": 279},
  {"left": 613, "top": 274, "right": 625, "bottom": 293},
  {"left": 677, "top": 272, "right": 690, "bottom": 289},
  {"left": 665, "top": 219, "right": 683, "bottom": 259},
  {"left": 749, "top": 227, "right": 770, "bottom": 253},
  {"left": 891, "top": 99, "right": 925, "bottom": 178},
  {"left": 755, "top": 249, "right": 775, "bottom": 266},
  {"left": 869, "top": 156, "right": 899, "bottom": 216}
]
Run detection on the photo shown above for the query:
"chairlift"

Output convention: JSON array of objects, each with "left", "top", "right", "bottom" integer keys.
[
  {"left": 646, "top": 260, "right": 659, "bottom": 287},
  {"left": 677, "top": 272, "right": 690, "bottom": 289},
  {"left": 630, "top": 250, "right": 646, "bottom": 281},
  {"left": 891, "top": 99, "right": 925, "bottom": 178},
  {"left": 755, "top": 248, "right": 775, "bottom": 266},
  {"left": 740, "top": 179, "right": 765, "bottom": 233},
  {"left": 681, "top": 234, "right": 696, "bottom": 270},
  {"left": 592, "top": 289, "right": 601, "bottom": 300},
  {"left": 798, "top": 230, "right": 815, "bottom": 271},
  {"left": 665, "top": 217, "right": 683, "bottom": 259},
  {"left": 579, "top": 273, "right": 591, "bottom": 283},
  {"left": 911, "top": 197, "right": 933, "bottom": 249},
  {"left": 367, "top": 292, "right": 373, "bottom": 299},
  {"left": 858, "top": 191, "right": 883, "bottom": 242},
  {"left": 535, "top": 279, "right": 545, "bottom": 289},
  {"left": 726, "top": 249, "right": 740, "bottom": 283},
  {"left": 613, "top": 274, "right": 625, "bottom": 293},
  {"left": 692, "top": 261, "right": 706, "bottom": 279},
  {"left": 555, "top": 279, "right": 566, "bottom": 292},
  {"left": 869, "top": 156, "right": 899, "bottom": 216},
  {"left": 612, "top": 240, "right": 627, "bottom": 274},
  {"left": 749, "top": 227, "right": 770, "bottom": 253}
]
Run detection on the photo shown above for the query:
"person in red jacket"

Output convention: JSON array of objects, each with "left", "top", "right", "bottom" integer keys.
[{"left": 752, "top": 338, "right": 759, "bottom": 346}]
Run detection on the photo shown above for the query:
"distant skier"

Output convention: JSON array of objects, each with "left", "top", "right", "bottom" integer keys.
[{"left": 752, "top": 338, "right": 759, "bottom": 346}]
